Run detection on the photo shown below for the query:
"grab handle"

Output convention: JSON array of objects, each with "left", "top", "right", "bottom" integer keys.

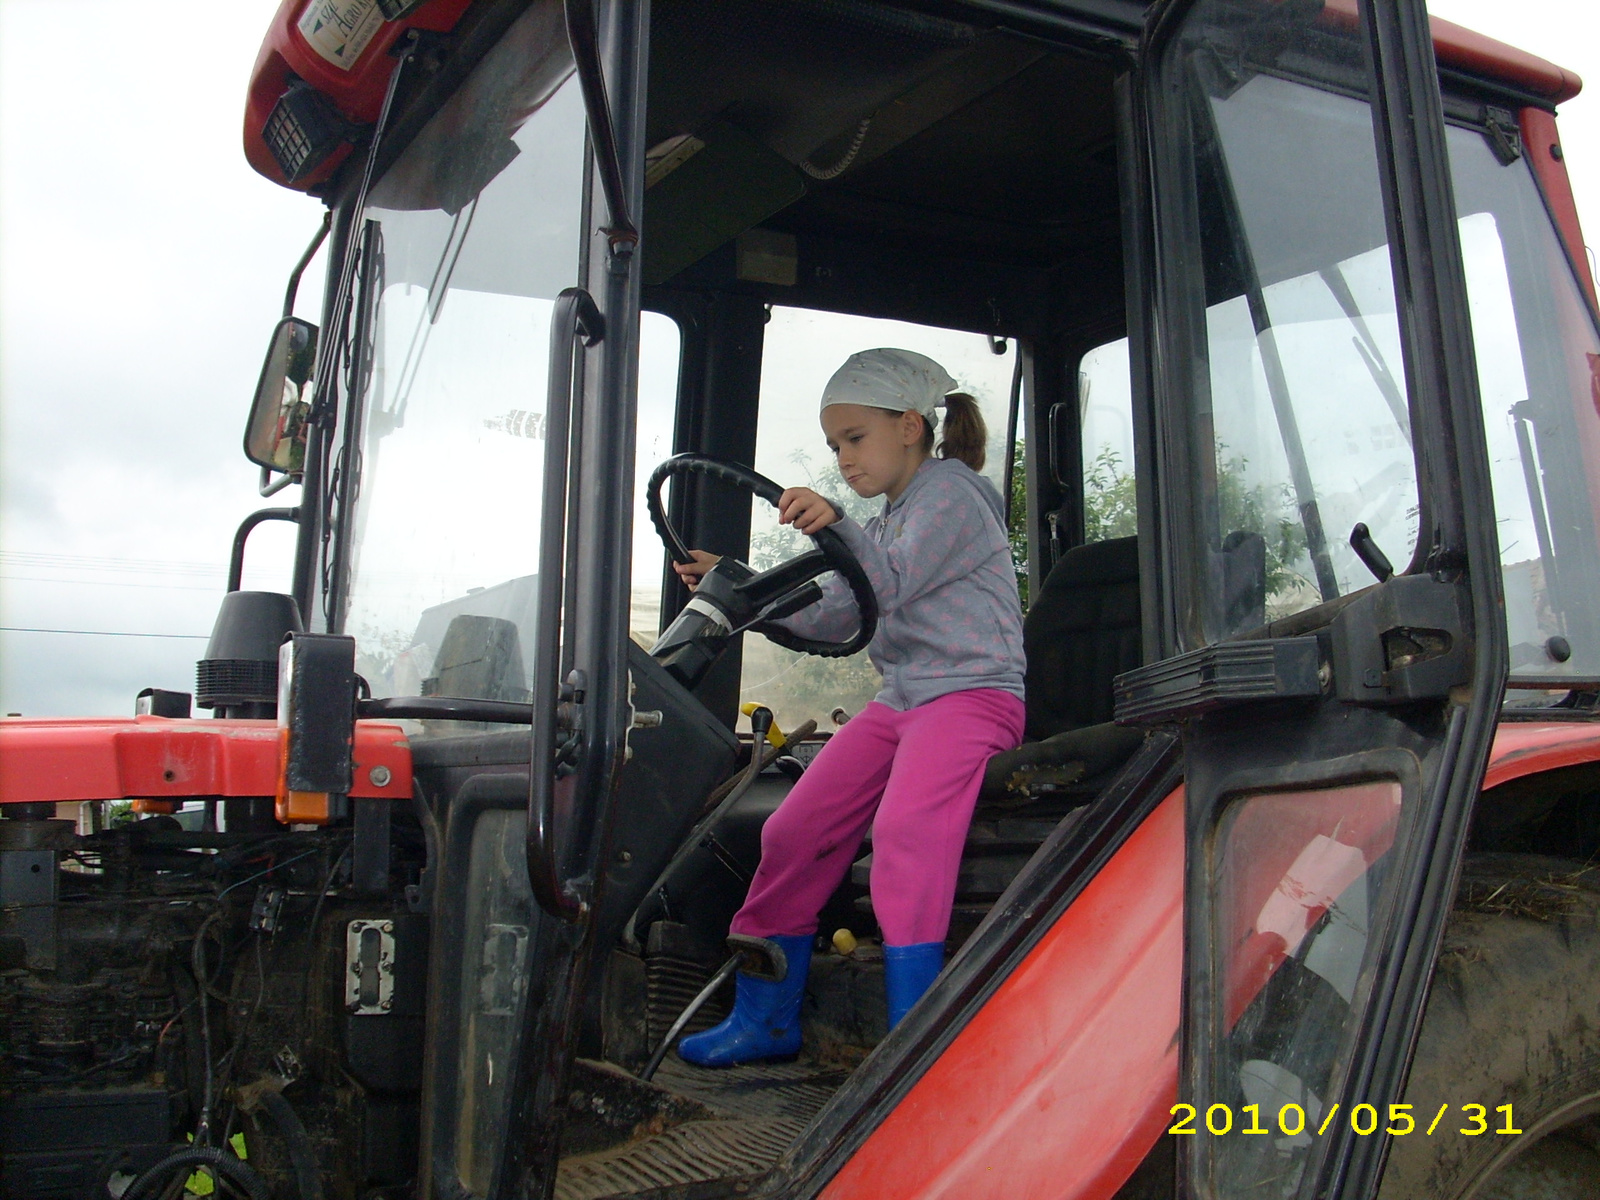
[{"left": 527, "top": 288, "right": 605, "bottom": 922}]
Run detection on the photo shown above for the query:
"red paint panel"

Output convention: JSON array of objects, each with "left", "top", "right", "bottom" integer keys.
[
  {"left": 822, "top": 789, "right": 1186, "bottom": 1200},
  {"left": 1520, "top": 108, "right": 1596, "bottom": 310},
  {"left": 1317, "top": 1, "right": 1582, "bottom": 103},
  {"left": 1425, "top": 13, "right": 1582, "bottom": 104},
  {"left": 823, "top": 723, "right": 1600, "bottom": 1200},
  {"left": 1483, "top": 721, "right": 1600, "bottom": 787},
  {"left": 0, "top": 717, "right": 410, "bottom": 803},
  {"left": 244, "top": 0, "right": 475, "bottom": 190}
]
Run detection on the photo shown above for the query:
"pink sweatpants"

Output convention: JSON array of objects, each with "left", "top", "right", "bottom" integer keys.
[{"left": 730, "top": 689, "right": 1026, "bottom": 946}]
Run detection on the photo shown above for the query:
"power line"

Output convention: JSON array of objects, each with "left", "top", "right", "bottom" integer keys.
[
  {"left": 1, "top": 575, "right": 221, "bottom": 593},
  {"left": 0, "top": 551, "right": 224, "bottom": 578},
  {"left": 0, "top": 626, "right": 208, "bottom": 640}
]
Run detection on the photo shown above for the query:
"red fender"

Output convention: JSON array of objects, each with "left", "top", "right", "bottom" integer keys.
[
  {"left": 825, "top": 721, "right": 1600, "bottom": 1200},
  {"left": 0, "top": 716, "right": 411, "bottom": 804}
]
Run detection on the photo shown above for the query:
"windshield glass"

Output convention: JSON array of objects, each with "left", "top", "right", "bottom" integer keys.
[
  {"left": 330, "top": 3, "right": 584, "bottom": 711},
  {"left": 1172, "top": 33, "right": 1600, "bottom": 682}
]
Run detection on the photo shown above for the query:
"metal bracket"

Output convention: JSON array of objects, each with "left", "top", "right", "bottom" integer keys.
[
  {"left": 1329, "top": 574, "right": 1469, "bottom": 704},
  {"left": 1482, "top": 105, "right": 1522, "bottom": 166},
  {"left": 623, "top": 669, "right": 663, "bottom": 763},
  {"left": 345, "top": 918, "right": 396, "bottom": 1015}
]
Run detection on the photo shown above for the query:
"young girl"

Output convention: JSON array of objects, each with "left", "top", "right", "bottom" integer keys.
[{"left": 674, "top": 347, "right": 1026, "bottom": 1067}]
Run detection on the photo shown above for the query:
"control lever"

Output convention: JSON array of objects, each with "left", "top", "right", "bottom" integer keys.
[
  {"left": 1350, "top": 522, "right": 1394, "bottom": 583},
  {"left": 750, "top": 582, "right": 825, "bottom": 628}
]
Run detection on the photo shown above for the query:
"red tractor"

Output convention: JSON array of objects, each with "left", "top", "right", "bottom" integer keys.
[{"left": 5, "top": 1, "right": 1600, "bottom": 1198}]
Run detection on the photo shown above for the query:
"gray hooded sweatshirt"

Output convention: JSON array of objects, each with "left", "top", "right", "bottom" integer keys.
[{"left": 774, "top": 457, "right": 1026, "bottom": 711}]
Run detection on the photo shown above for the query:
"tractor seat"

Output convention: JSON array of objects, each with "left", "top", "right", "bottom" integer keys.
[
  {"left": 976, "top": 535, "right": 1145, "bottom": 817},
  {"left": 851, "top": 537, "right": 1148, "bottom": 939}
]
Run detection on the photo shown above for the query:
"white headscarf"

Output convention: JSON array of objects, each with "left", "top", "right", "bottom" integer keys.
[{"left": 820, "top": 348, "right": 957, "bottom": 419}]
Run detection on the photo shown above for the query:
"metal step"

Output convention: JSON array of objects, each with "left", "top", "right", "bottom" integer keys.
[{"left": 555, "top": 1057, "right": 847, "bottom": 1200}]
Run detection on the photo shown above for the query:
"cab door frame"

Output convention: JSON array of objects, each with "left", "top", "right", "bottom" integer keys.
[
  {"left": 1123, "top": 0, "right": 1510, "bottom": 1197},
  {"left": 488, "top": 1, "right": 653, "bottom": 1196}
]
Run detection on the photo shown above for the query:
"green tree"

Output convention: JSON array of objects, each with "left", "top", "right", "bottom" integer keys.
[
  {"left": 742, "top": 446, "right": 882, "bottom": 728},
  {"left": 1083, "top": 446, "right": 1139, "bottom": 543},
  {"left": 1010, "top": 439, "right": 1311, "bottom": 623},
  {"left": 1008, "top": 446, "right": 1030, "bottom": 609},
  {"left": 1214, "top": 449, "right": 1309, "bottom": 598},
  {"left": 1007, "top": 443, "right": 1139, "bottom": 611}
]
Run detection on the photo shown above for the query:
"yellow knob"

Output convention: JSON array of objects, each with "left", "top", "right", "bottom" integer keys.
[
  {"left": 831, "top": 928, "right": 858, "bottom": 956},
  {"left": 739, "top": 701, "right": 788, "bottom": 747}
]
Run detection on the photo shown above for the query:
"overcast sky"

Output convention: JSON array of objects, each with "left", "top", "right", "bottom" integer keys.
[{"left": 1, "top": 0, "right": 1597, "bottom": 718}]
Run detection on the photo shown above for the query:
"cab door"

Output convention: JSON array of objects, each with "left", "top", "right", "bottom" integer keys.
[
  {"left": 1117, "top": 1, "right": 1508, "bottom": 1197},
  {"left": 393, "top": 2, "right": 651, "bottom": 1198}
]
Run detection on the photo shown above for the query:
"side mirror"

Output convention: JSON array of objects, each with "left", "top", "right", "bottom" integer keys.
[{"left": 245, "top": 317, "right": 318, "bottom": 474}]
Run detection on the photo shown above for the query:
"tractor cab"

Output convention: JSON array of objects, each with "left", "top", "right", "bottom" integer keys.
[
  {"left": 8, "top": 2, "right": 1600, "bottom": 1199},
  {"left": 232, "top": 0, "right": 1600, "bottom": 1196}
]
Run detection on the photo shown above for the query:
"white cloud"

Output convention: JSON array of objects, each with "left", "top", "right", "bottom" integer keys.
[{"left": 2, "top": 0, "right": 322, "bottom": 713}]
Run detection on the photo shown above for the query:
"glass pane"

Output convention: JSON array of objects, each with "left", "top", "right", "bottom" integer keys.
[
  {"left": 1173, "top": 3, "right": 1419, "bottom": 642},
  {"left": 335, "top": 3, "right": 584, "bottom": 722},
  {"left": 453, "top": 809, "right": 535, "bottom": 1196},
  {"left": 630, "top": 314, "right": 684, "bottom": 649},
  {"left": 1446, "top": 125, "right": 1600, "bottom": 684},
  {"left": 1208, "top": 781, "right": 1404, "bottom": 1199},
  {"left": 1079, "top": 337, "right": 1137, "bottom": 542},
  {"left": 741, "top": 307, "right": 1017, "bottom": 733}
]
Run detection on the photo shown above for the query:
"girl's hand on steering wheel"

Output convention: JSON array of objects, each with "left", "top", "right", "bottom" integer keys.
[
  {"left": 673, "top": 549, "right": 721, "bottom": 592},
  {"left": 778, "top": 487, "right": 840, "bottom": 536}
]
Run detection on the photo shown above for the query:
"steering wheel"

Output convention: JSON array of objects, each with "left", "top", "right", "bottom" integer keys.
[{"left": 645, "top": 454, "right": 878, "bottom": 658}]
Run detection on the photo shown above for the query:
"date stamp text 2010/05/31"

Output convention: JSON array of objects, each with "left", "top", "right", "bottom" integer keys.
[{"left": 1168, "top": 1103, "right": 1521, "bottom": 1138}]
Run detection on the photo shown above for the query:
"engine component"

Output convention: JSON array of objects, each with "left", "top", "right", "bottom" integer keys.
[
  {"left": 0, "top": 807, "right": 72, "bottom": 970},
  {"left": 195, "top": 590, "right": 304, "bottom": 716}
]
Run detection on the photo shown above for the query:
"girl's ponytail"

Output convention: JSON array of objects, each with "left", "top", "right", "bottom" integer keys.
[{"left": 936, "top": 392, "right": 987, "bottom": 472}]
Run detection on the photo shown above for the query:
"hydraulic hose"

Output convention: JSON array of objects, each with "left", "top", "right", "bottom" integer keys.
[
  {"left": 411, "top": 781, "right": 441, "bottom": 912},
  {"left": 257, "top": 1089, "right": 327, "bottom": 1200},
  {"left": 122, "top": 1146, "right": 272, "bottom": 1200}
]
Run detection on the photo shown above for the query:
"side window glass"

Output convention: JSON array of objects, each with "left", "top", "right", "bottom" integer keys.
[
  {"left": 630, "top": 312, "right": 683, "bottom": 648},
  {"left": 1079, "top": 337, "right": 1137, "bottom": 542},
  {"left": 1185, "top": 69, "right": 1421, "bottom": 642},
  {"left": 1447, "top": 124, "right": 1600, "bottom": 684},
  {"left": 742, "top": 306, "right": 1019, "bottom": 734}
]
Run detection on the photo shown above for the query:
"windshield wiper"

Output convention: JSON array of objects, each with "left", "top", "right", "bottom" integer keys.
[
  {"left": 310, "top": 33, "right": 427, "bottom": 425},
  {"left": 1511, "top": 399, "right": 1566, "bottom": 623},
  {"left": 1319, "top": 265, "right": 1411, "bottom": 442}
]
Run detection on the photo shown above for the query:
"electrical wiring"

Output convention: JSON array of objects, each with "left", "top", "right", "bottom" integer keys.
[
  {"left": 216, "top": 848, "right": 319, "bottom": 900},
  {"left": 799, "top": 114, "right": 874, "bottom": 180},
  {"left": 296, "top": 838, "right": 354, "bottom": 1048},
  {"left": 190, "top": 913, "right": 223, "bottom": 1145},
  {"left": 216, "top": 934, "right": 269, "bottom": 1153}
]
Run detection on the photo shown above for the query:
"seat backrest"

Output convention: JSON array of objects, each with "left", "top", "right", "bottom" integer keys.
[{"left": 1022, "top": 536, "right": 1141, "bottom": 740}]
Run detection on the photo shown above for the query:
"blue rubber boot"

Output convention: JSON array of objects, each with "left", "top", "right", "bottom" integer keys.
[
  {"left": 678, "top": 934, "right": 812, "bottom": 1067},
  {"left": 884, "top": 942, "right": 944, "bottom": 1029}
]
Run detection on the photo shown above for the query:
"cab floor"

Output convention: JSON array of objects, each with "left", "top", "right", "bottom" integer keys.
[{"left": 555, "top": 1056, "right": 849, "bottom": 1200}]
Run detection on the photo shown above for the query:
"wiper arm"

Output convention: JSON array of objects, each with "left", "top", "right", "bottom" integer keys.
[
  {"left": 308, "top": 32, "right": 425, "bottom": 425},
  {"left": 1511, "top": 399, "right": 1566, "bottom": 622},
  {"left": 1319, "top": 265, "right": 1411, "bottom": 443}
]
